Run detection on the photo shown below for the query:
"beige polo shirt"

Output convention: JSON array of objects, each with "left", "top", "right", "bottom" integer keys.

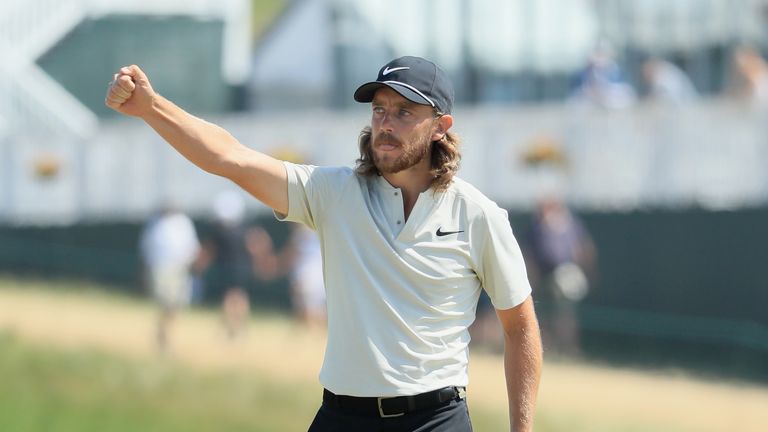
[{"left": 277, "top": 162, "right": 531, "bottom": 397}]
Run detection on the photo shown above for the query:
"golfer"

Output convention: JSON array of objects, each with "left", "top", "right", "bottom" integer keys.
[{"left": 106, "top": 55, "right": 542, "bottom": 432}]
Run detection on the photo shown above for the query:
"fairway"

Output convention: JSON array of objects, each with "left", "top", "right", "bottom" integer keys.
[{"left": 1, "top": 278, "right": 767, "bottom": 431}]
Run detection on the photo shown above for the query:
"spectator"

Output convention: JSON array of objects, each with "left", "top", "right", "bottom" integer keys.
[
  {"left": 248, "top": 223, "right": 326, "bottom": 329},
  {"left": 642, "top": 58, "right": 698, "bottom": 104},
  {"left": 570, "top": 42, "right": 637, "bottom": 109},
  {"left": 525, "top": 197, "right": 597, "bottom": 357},
  {"left": 197, "top": 190, "right": 253, "bottom": 339},
  {"left": 139, "top": 204, "right": 200, "bottom": 352},
  {"left": 730, "top": 45, "right": 768, "bottom": 107}
]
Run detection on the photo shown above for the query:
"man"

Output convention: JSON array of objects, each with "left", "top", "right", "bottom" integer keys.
[
  {"left": 526, "top": 196, "right": 597, "bottom": 358},
  {"left": 106, "top": 56, "right": 542, "bottom": 431},
  {"left": 197, "top": 189, "right": 254, "bottom": 339},
  {"left": 139, "top": 203, "right": 200, "bottom": 351}
]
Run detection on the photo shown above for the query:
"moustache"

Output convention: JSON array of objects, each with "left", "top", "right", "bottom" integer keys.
[{"left": 374, "top": 132, "right": 402, "bottom": 147}]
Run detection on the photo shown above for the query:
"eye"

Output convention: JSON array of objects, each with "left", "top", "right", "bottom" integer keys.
[
  {"left": 398, "top": 109, "right": 411, "bottom": 117},
  {"left": 372, "top": 106, "right": 385, "bottom": 114}
]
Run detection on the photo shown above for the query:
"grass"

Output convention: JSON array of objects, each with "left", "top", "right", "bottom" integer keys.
[
  {"left": 2, "top": 276, "right": 768, "bottom": 431},
  {"left": 0, "top": 332, "right": 317, "bottom": 432},
  {"left": 0, "top": 278, "right": 506, "bottom": 431},
  {"left": 0, "top": 331, "right": 511, "bottom": 432}
]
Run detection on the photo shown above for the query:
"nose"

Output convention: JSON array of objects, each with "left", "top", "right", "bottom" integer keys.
[
  {"left": 378, "top": 112, "right": 394, "bottom": 132},
  {"left": 374, "top": 109, "right": 393, "bottom": 131}
]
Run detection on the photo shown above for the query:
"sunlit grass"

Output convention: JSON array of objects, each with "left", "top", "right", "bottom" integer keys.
[
  {"left": 0, "top": 332, "right": 317, "bottom": 432},
  {"left": 1, "top": 276, "right": 765, "bottom": 432}
]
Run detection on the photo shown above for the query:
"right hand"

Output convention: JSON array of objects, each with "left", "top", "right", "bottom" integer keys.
[{"left": 105, "top": 65, "right": 156, "bottom": 118}]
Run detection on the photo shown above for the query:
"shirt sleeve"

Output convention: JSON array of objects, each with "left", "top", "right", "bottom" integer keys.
[
  {"left": 476, "top": 207, "right": 533, "bottom": 310},
  {"left": 274, "top": 161, "right": 349, "bottom": 230}
]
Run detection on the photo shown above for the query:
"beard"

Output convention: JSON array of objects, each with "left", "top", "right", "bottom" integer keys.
[{"left": 371, "top": 129, "right": 432, "bottom": 174}]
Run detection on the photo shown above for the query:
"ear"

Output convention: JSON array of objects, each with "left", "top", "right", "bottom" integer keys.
[{"left": 431, "top": 114, "right": 453, "bottom": 141}]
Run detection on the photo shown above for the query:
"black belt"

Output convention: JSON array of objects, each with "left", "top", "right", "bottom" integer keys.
[{"left": 322, "top": 386, "right": 465, "bottom": 418}]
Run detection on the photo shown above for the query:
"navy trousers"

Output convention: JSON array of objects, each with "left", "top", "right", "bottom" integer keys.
[{"left": 307, "top": 397, "right": 473, "bottom": 432}]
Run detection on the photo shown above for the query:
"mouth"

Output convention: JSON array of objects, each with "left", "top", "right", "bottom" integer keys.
[
  {"left": 375, "top": 134, "right": 401, "bottom": 152},
  {"left": 377, "top": 142, "right": 399, "bottom": 152}
]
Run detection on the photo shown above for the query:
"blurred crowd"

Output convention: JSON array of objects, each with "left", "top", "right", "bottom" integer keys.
[
  {"left": 139, "top": 188, "right": 325, "bottom": 352},
  {"left": 569, "top": 43, "right": 768, "bottom": 109}
]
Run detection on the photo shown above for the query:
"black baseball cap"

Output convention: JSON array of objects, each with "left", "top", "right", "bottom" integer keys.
[{"left": 354, "top": 56, "right": 454, "bottom": 114}]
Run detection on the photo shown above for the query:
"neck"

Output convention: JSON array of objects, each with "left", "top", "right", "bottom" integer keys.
[{"left": 381, "top": 158, "right": 433, "bottom": 220}]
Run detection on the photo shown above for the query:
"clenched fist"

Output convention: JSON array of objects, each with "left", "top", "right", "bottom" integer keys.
[{"left": 105, "top": 65, "right": 156, "bottom": 118}]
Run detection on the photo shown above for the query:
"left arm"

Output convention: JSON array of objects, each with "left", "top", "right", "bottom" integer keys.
[{"left": 496, "top": 295, "right": 542, "bottom": 432}]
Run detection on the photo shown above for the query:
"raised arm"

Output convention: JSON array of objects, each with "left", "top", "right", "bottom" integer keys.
[
  {"left": 496, "top": 296, "right": 542, "bottom": 432},
  {"left": 105, "top": 65, "right": 288, "bottom": 214}
]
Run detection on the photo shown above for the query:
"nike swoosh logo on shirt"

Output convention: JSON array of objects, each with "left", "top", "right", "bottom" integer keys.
[
  {"left": 436, "top": 227, "right": 464, "bottom": 237},
  {"left": 382, "top": 66, "right": 410, "bottom": 76}
]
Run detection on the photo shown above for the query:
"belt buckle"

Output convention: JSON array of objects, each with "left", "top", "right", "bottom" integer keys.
[
  {"left": 377, "top": 396, "right": 405, "bottom": 418},
  {"left": 457, "top": 386, "right": 467, "bottom": 400}
]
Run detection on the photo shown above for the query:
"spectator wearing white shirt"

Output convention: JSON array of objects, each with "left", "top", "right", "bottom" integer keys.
[{"left": 140, "top": 204, "right": 200, "bottom": 351}]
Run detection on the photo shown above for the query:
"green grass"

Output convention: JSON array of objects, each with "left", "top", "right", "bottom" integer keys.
[
  {"left": 0, "top": 278, "right": 724, "bottom": 431},
  {"left": 0, "top": 330, "right": 512, "bottom": 432},
  {"left": 0, "top": 332, "right": 318, "bottom": 432}
]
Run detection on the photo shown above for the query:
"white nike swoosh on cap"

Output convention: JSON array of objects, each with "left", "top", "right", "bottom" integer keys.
[{"left": 382, "top": 66, "right": 410, "bottom": 76}]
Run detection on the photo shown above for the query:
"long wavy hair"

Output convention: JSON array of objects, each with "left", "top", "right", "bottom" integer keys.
[{"left": 355, "top": 126, "right": 462, "bottom": 191}]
